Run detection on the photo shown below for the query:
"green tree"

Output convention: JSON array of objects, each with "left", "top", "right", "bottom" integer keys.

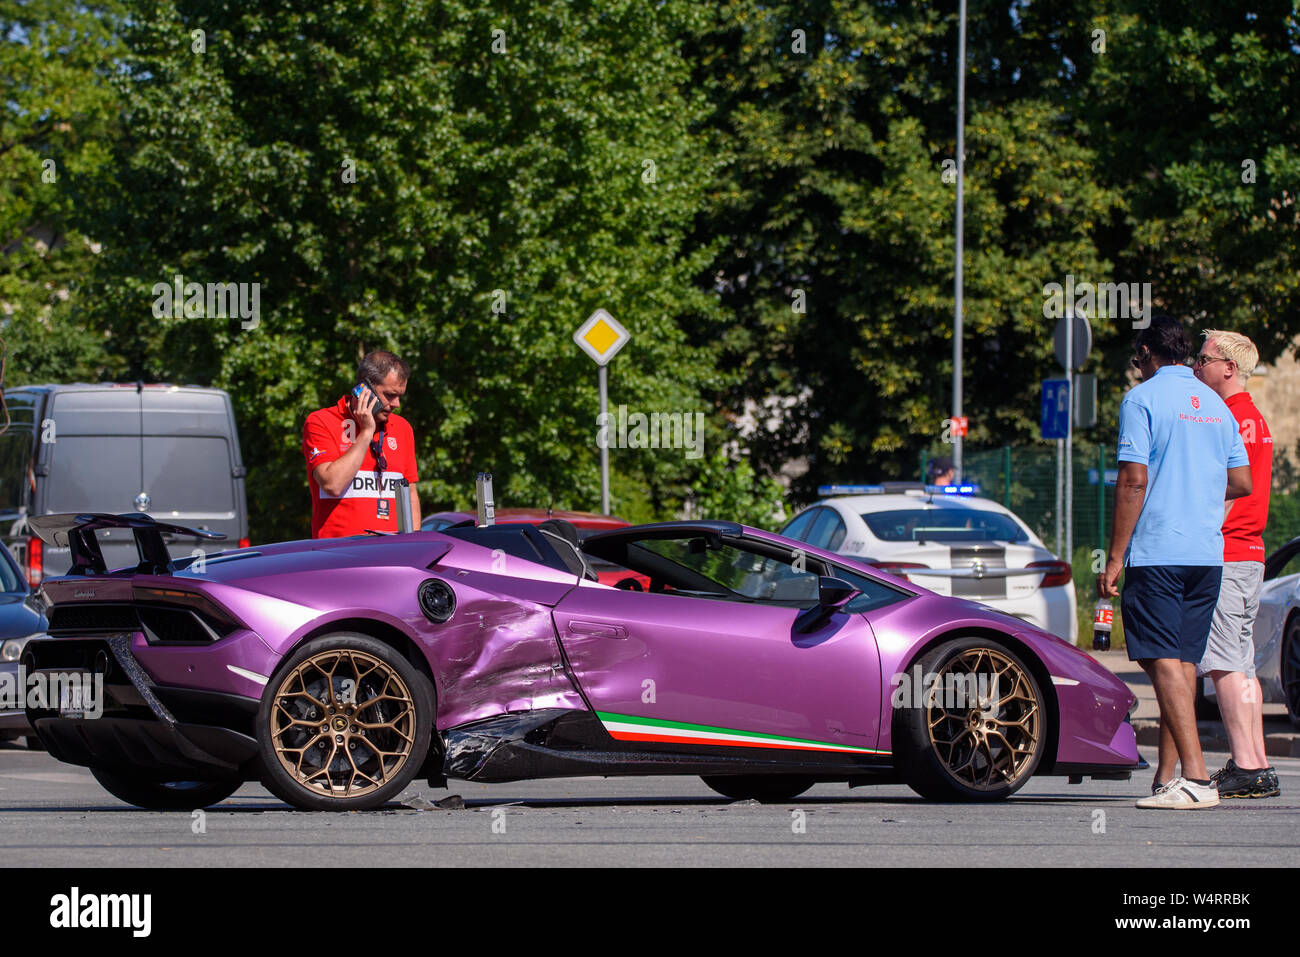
[
  {"left": 686, "top": 446, "right": 788, "bottom": 528},
  {"left": 1083, "top": 0, "right": 1300, "bottom": 361},
  {"left": 685, "top": 0, "right": 1119, "bottom": 504},
  {"left": 0, "top": 0, "right": 122, "bottom": 386},
  {"left": 82, "top": 0, "right": 730, "bottom": 541}
]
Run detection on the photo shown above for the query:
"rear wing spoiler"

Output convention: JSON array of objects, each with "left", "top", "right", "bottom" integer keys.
[{"left": 27, "top": 512, "right": 226, "bottom": 576}]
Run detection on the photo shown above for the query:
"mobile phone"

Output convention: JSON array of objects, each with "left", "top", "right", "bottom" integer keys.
[{"left": 351, "top": 381, "right": 380, "bottom": 415}]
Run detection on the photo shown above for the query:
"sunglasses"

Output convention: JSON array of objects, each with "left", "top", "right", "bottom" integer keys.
[{"left": 1194, "top": 353, "right": 1231, "bottom": 368}]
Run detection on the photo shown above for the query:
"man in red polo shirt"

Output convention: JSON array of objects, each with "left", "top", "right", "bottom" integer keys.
[
  {"left": 303, "top": 350, "right": 421, "bottom": 537},
  {"left": 1193, "top": 330, "right": 1278, "bottom": 798}
]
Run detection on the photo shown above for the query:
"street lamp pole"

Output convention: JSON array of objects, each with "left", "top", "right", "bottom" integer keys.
[{"left": 953, "top": 0, "right": 967, "bottom": 480}]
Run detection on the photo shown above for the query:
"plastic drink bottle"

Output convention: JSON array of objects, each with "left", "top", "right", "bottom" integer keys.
[{"left": 1092, "top": 598, "right": 1113, "bottom": 652}]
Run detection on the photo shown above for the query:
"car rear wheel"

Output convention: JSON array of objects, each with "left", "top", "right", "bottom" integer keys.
[
  {"left": 894, "top": 637, "right": 1046, "bottom": 801},
  {"left": 1283, "top": 615, "right": 1300, "bottom": 731},
  {"left": 257, "top": 633, "right": 434, "bottom": 811},
  {"left": 700, "top": 775, "right": 814, "bottom": 802},
  {"left": 89, "top": 767, "right": 241, "bottom": 810}
]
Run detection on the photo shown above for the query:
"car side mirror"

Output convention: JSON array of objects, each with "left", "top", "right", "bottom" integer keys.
[
  {"left": 793, "top": 577, "right": 860, "bottom": 634},
  {"left": 819, "top": 577, "right": 858, "bottom": 608}
]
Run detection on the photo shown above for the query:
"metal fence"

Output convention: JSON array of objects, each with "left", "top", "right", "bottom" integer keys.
[{"left": 921, "top": 445, "right": 1113, "bottom": 560}]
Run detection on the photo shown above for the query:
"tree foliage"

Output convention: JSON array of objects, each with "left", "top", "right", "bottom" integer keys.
[
  {"left": 83, "top": 0, "right": 730, "bottom": 540},
  {"left": 1084, "top": 0, "right": 1300, "bottom": 361},
  {"left": 685, "top": 0, "right": 1121, "bottom": 497},
  {"left": 0, "top": 0, "right": 122, "bottom": 385},
  {"left": 3, "top": 0, "right": 1297, "bottom": 540}
]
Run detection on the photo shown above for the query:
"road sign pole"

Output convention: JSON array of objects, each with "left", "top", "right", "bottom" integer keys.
[
  {"left": 1053, "top": 311, "right": 1090, "bottom": 562},
  {"left": 573, "top": 308, "right": 630, "bottom": 518},
  {"left": 1065, "top": 322, "right": 1073, "bottom": 562},
  {"left": 1098, "top": 443, "right": 1106, "bottom": 553},
  {"left": 598, "top": 363, "right": 610, "bottom": 515},
  {"left": 1056, "top": 437, "right": 1064, "bottom": 558},
  {"left": 1003, "top": 445, "right": 1011, "bottom": 507},
  {"left": 952, "top": 0, "right": 967, "bottom": 482}
]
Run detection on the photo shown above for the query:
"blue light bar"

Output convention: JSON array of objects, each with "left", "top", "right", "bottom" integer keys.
[
  {"left": 817, "top": 484, "right": 886, "bottom": 496},
  {"left": 925, "top": 484, "right": 981, "bottom": 495}
]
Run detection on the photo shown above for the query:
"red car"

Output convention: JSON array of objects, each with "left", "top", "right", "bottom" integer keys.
[{"left": 421, "top": 508, "right": 650, "bottom": 589}]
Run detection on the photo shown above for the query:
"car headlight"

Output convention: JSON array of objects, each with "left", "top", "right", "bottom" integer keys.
[{"left": 1, "top": 635, "right": 37, "bottom": 663}]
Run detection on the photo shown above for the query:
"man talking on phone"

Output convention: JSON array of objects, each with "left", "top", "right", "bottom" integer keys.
[{"left": 302, "top": 350, "right": 421, "bottom": 537}]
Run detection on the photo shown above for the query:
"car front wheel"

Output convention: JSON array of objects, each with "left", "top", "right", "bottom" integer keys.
[
  {"left": 257, "top": 633, "right": 434, "bottom": 811},
  {"left": 894, "top": 637, "right": 1046, "bottom": 801}
]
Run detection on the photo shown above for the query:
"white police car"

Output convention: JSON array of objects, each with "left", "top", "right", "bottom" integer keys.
[{"left": 781, "top": 483, "right": 1077, "bottom": 643}]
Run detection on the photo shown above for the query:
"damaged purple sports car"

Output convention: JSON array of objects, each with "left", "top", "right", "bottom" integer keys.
[{"left": 23, "top": 512, "right": 1142, "bottom": 811}]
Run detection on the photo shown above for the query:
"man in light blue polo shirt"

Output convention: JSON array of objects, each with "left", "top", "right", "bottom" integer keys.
[{"left": 1098, "top": 315, "right": 1251, "bottom": 810}]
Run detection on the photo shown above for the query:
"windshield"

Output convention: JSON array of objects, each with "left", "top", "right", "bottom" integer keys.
[
  {"left": 630, "top": 536, "right": 820, "bottom": 602},
  {"left": 862, "top": 508, "right": 1028, "bottom": 544},
  {"left": 0, "top": 545, "right": 24, "bottom": 592}
]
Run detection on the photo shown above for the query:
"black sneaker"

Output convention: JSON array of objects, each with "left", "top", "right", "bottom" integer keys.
[
  {"left": 1212, "top": 760, "right": 1271, "bottom": 798},
  {"left": 1259, "top": 767, "right": 1281, "bottom": 798}
]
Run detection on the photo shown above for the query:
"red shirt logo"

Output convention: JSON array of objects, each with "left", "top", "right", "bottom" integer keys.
[{"left": 1190, "top": 395, "right": 1200, "bottom": 410}]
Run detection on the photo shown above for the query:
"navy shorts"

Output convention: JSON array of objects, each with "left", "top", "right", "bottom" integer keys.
[{"left": 1122, "top": 565, "right": 1223, "bottom": 663}]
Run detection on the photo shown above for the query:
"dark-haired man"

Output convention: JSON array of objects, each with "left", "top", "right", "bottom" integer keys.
[
  {"left": 303, "top": 350, "right": 421, "bottom": 538},
  {"left": 1098, "top": 315, "right": 1251, "bottom": 809}
]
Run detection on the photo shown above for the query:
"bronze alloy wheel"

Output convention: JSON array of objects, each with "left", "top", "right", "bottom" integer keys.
[
  {"left": 270, "top": 648, "right": 417, "bottom": 800},
  {"left": 924, "top": 646, "right": 1041, "bottom": 791}
]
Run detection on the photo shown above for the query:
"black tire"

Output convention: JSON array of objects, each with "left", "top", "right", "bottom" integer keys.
[
  {"left": 701, "top": 775, "right": 814, "bottom": 802},
  {"left": 894, "top": 637, "right": 1047, "bottom": 802},
  {"left": 257, "top": 633, "right": 434, "bottom": 811},
  {"left": 1282, "top": 615, "right": 1300, "bottom": 731},
  {"left": 22, "top": 734, "right": 46, "bottom": 751},
  {"left": 89, "top": 766, "right": 241, "bottom": 810}
]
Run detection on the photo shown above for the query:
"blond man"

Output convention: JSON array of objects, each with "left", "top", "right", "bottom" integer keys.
[{"left": 1192, "top": 330, "right": 1278, "bottom": 797}]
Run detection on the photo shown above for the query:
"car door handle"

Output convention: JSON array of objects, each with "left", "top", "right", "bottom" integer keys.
[{"left": 567, "top": 620, "right": 628, "bottom": 639}]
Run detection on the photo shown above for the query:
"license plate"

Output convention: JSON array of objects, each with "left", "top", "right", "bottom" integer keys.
[{"left": 59, "top": 680, "right": 89, "bottom": 718}]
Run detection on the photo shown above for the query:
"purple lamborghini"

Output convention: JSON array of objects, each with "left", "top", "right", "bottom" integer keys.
[{"left": 22, "top": 513, "right": 1141, "bottom": 810}]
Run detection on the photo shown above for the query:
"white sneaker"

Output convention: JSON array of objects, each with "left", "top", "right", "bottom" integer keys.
[{"left": 1136, "top": 777, "right": 1220, "bottom": 809}]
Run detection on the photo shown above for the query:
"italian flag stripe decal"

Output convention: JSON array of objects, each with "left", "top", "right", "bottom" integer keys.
[{"left": 596, "top": 711, "right": 888, "bottom": 754}]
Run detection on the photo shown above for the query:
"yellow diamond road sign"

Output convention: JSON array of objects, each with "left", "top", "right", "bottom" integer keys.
[{"left": 574, "top": 309, "right": 630, "bottom": 366}]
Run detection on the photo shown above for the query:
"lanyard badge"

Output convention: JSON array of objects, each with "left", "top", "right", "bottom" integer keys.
[{"left": 370, "top": 431, "right": 390, "bottom": 519}]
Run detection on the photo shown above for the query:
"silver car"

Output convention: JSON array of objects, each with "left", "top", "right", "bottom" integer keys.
[{"left": 1245, "top": 536, "right": 1300, "bottom": 728}]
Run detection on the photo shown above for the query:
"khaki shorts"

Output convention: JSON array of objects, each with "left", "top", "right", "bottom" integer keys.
[{"left": 1197, "top": 561, "right": 1264, "bottom": 678}]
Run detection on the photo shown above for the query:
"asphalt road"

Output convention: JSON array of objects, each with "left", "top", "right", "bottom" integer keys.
[{"left": 2, "top": 745, "right": 1298, "bottom": 867}]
